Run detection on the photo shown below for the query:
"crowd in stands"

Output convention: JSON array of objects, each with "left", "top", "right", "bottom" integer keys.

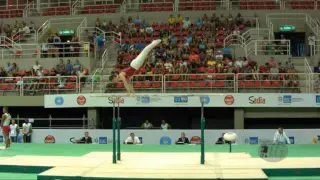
[
  {"left": 0, "top": 59, "right": 88, "bottom": 92},
  {"left": 106, "top": 13, "right": 300, "bottom": 91},
  {"left": 0, "top": 21, "right": 35, "bottom": 39}
]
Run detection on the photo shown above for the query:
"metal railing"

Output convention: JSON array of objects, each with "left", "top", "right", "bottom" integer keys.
[
  {"left": 13, "top": 114, "right": 88, "bottom": 129},
  {"left": 0, "top": 42, "right": 91, "bottom": 60},
  {"left": 11, "top": 29, "right": 37, "bottom": 43},
  {"left": 76, "top": 17, "right": 88, "bottom": 38},
  {"left": 237, "top": 73, "right": 309, "bottom": 93},
  {"left": 22, "top": 76, "right": 79, "bottom": 96},
  {"left": 123, "top": 2, "right": 174, "bottom": 12},
  {"left": 164, "top": 73, "right": 236, "bottom": 93},
  {"left": 0, "top": 8, "right": 24, "bottom": 18},
  {"left": 0, "top": 72, "right": 316, "bottom": 95},
  {"left": 230, "top": 0, "right": 281, "bottom": 10},
  {"left": 78, "top": 27, "right": 105, "bottom": 42},
  {"left": 284, "top": 0, "right": 319, "bottom": 10},
  {"left": 178, "top": 0, "right": 225, "bottom": 11},
  {"left": 311, "top": 73, "right": 320, "bottom": 93},
  {"left": 223, "top": 34, "right": 245, "bottom": 48},
  {"left": 74, "top": 4, "right": 121, "bottom": 14},
  {"left": 0, "top": 36, "right": 22, "bottom": 59},
  {"left": 245, "top": 39, "right": 290, "bottom": 57},
  {"left": 23, "top": 1, "right": 35, "bottom": 18},
  {"left": 242, "top": 28, "right": 272, "bottom": 44},
  {"left": 105, "top": 31, "right": 122, "bottom": 45}
]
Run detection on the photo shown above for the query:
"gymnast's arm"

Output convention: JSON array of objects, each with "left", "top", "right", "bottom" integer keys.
[
  {"left": 118, "top": 72, "right": 133, "bottom": 94},
  {"left": 0, "top": 114, "right": 5, "bottom": 127}
]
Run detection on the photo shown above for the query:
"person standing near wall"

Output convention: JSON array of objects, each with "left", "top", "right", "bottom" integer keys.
[
  {"left": 308, "top": 33, "right": 316, "bottom": 56},
  {"left": 273, "top": 127, "right": 291, "bottom": 144},
  {"left": 9, "top": 120, "right": 19, "bottom": 143},
  {"left": 22, "top": 119, "right": 32, "bottom": 143}
]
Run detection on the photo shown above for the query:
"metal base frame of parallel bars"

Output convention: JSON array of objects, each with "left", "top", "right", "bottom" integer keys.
[{"left": 112, "top": 96, "right": 121, "bottom": 164}]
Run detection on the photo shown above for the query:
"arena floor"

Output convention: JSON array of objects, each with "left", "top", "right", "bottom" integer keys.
[{"left": 0, "top": 144, "right": 319, "bottom": 180}]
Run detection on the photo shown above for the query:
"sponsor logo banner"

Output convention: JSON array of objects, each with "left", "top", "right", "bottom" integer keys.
[
  {"left": 99, "top": 137, "right": 108, "bottom": 144},
  {"left": 160, "top": 136, "right": 172, "bottom": 145},
  {"left": 44, "top": 135, "right": 55, "bottom": 143}
]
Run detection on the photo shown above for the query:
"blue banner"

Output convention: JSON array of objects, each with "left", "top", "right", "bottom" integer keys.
[{"left": 160, "top": 136, "right": 172, "bottom": 145}]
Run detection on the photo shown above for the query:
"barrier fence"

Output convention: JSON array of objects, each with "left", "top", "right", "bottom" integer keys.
[
  {"left": 0, "top": 42, "right": 91, "bottom": 59},
  {"left": 8, "top": 115, "right": 88, "bottom": 129},
  {"left": 3, "top": 0, "right": 320, "bottom": 19},
  {"left": 0, "top": 73, "right": 317, "bottom": 95},
  {"left": 245, "top": 39, "right": 291, "bottom": 57}
]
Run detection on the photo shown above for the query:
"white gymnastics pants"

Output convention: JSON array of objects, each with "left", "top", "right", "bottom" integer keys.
[{"left": 130, "top": 39, "right": 161, "bottom": 70}]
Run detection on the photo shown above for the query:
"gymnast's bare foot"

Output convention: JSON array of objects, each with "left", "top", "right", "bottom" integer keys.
[
  {"left": 152, "top": 39, "right": 162, "bottom": 45},
  {"left": 130, "top": 93, "right": 135, "bottom": 97}
]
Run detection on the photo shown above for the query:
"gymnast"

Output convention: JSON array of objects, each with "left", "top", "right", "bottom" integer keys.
[{"left": 109, "top": 39, "right": 162, "bottom": 96}]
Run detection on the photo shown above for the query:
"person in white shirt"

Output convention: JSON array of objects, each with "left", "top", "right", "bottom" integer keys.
[
  {"left": 22, "top": 119, "right": 32, "bottom": 143},
  {"left": 273, "top": 127, "right": 291, "bottom": 144},
  {"left": 308, "top": 33, "right": 316, "bottom": 56},
  {"left": 124, "top": 133, "right": 140, "bottom": 144},
  {"left": 9, "top": 120, "right": 19, "bottom": 143},
  {"left": 33, "top": 60, "right": 41, "bottom": 72},
  {"left": 182, "top": 17, "right": 191, "bottom": 30},
  {"left": 141, "top": 120, "right": 153, "bottom": 129},
  {"left": 160, "top": 120, "right": 171, "bottom": 130},
  {"left": 145, "top": 25, "right": 154, "bottom": 37}
]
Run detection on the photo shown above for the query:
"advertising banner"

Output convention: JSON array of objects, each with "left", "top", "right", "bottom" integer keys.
[
  {"left": 17, "top": 129, "right": 320, "bottom": 145},
  {"left": 44, "top": 93, "right": 320, "bottom": 108}
]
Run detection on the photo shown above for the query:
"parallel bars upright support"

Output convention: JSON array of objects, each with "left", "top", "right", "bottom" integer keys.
[
  {"left": 112, "top": 96, "right": 121, "bottom": 164},
  {"left": 200, "top": 97, "right": 205, "bottom": 164}
]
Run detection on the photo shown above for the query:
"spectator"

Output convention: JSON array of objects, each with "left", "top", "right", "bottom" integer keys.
[
  {"left": 141, "top": 120, "right": 153, "bottom": 129},
  {"left": 96, "top": 34, "right": 105, "bottom": 59},
  {"left": 124, "top": 133, "right": 140, "bottom": 144},
  {"left": 33, "top": 60, "right": 41, "bottom": 72},
  {"left": 269, "top": 64, "right": 279, "bottom": 80},
  {"left": 176, "top": 132, "right": 189, "bottom": 144},
  {"left": 308, "top": 33, "right": 316, "bottom": 56},
  {"left": 95, "top": 18, "right": 101, "bottom": 28},
  {"left": 176, "top": 14, "right": 183, "bottom": 25},
  {"left": 145, "top": 24, "right": 154, "bottom": 37},
  {"left": 273, "top": 127, "right": 291, "bottom": 144},
  {"left": 22, "top": 119, "right": 32, "bottom": 143},
  {"left": 195, "top": 18, "right": 203, "bottom": 28},
  {"left": 56, "top": 59, "right": 66, "bottom": 75},
  {"left": 78, "top": 132, "right": 92, "bottom": 144},
  {"left": 41, "top": 41, "right": 48, "bottom": 58},
  {"left": 268, "top": 57, "right": 277, "bottom": 67},
  {"left": 160, "top": 120, "right": 171, "bottom": 130},
  {"left": 168, "top": 15, "right": 175, "bottom": 25},
  {"left": 11, "top": 63, "right": 19, "bottom": 76},
  {"left": 73, "top": 59, "right": 82, "bottom": 75},
  {"left": 182, "top": 17, "right": 192, "bottom": 30},
  {"left": 9, "top": 119, "right": 19, "bottom": 143},
  {"left": 235, "top": 13, "right": 244, "bottom": 25},
  {"left": 136, "top": 40, "right": 145, "bottom": 51},
  {"left": 5, "top": 62, "right": 12, "bottom": 74},
  {"left": 66, "top": 59, "right": 73, "bottom": 75}
]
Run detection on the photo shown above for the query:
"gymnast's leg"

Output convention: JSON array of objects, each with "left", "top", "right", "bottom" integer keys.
[{"left": 130, "top": 39, "right": 161, "bottom": 70}]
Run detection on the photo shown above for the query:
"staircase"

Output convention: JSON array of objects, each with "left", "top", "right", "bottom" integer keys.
[
  {"left": 0, "top": 36, "right": 22, "bottom": 59},
  {"left": 290, "top": 57, "right": 313, "bottom": 93}
]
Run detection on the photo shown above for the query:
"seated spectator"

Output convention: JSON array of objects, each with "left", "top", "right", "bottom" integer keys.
[
  {"left": 0, "top": 67, "right": 6, "bottom": 77},
  {"left": 273, "top": 127, "right": 291, "bottom": 144},
  {"left": 95, "top": 18, "right": 101, "bottom": 28},
  {"left": 189, "top": 51, "right": 199, "bottom": 63},
  {"left": 124, "top": 133, "right": 140, "bottom": 144},
  {"left": 66, "top": 59, "right": 73, "bottom": 75},
  {"left": 33, "top": 60, "right": 41, "bottom": 72},
  {"left": 195, "top": 18, "right": 203, "bottom": 28},
  {"left": 160, "top": 120, "right": 171, "bottom": 130},
  {"left": 141, "top": 120, "right": 153, "bottom": 129},
  {"left": 176, "top": 14, "right": 183, "bottom": 25},
  {"left": 56, "top": 59, "right": 66, "bottom": 75},
  {"left": 78, "top": 132, "right": 92, "bottom": 144},
  {"left": 11, "top": 63, "right": 19, "bottom": 77},
  {"left": 5, "top": 62, "right": 12, "bottom": 74},
  {"left": 73, "top": 59, "right": 82, "bottom": 74},
  {"left": 269, "top": 64, "right": 279, "bottom": 80},
  {"left": 176, "top": 132, "right": 189, "bottom": 144},
  {"left": 169, "top": 32, "right": 177, "bottom": 45},
  {"left": 135, "top": 15, "right": 141, "bottom": 25},
  {"left": 235, "top": 13, "right": 244, "bottom": 25},
  {"left": 168, "top": 15, "right": 175, "bottom": 25},
  {"left": 268, "top": 57, "right": 276, "bottom": 67},
  {"left": 182, "top": 17, "right": 192, "bottom": 30},
  {"left": 145, "top": 24, "right": 154, "bottom": 37},
  {"left": 136, "top": 41, "right": 145, "bottom": 51}
]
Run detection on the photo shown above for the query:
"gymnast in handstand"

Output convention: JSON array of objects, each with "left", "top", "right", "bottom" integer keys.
[{"left": 109, "top": 39, "right": 161, "bottom": 96}]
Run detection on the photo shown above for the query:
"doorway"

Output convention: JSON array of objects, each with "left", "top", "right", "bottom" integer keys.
[{"left": 274, "top": 32, "right": 305, "bottom": 57}]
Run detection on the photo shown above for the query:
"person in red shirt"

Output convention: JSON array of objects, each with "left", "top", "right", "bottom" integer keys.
[{"left": 109, "top": 39, "right": 161, "bottom": 96}]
